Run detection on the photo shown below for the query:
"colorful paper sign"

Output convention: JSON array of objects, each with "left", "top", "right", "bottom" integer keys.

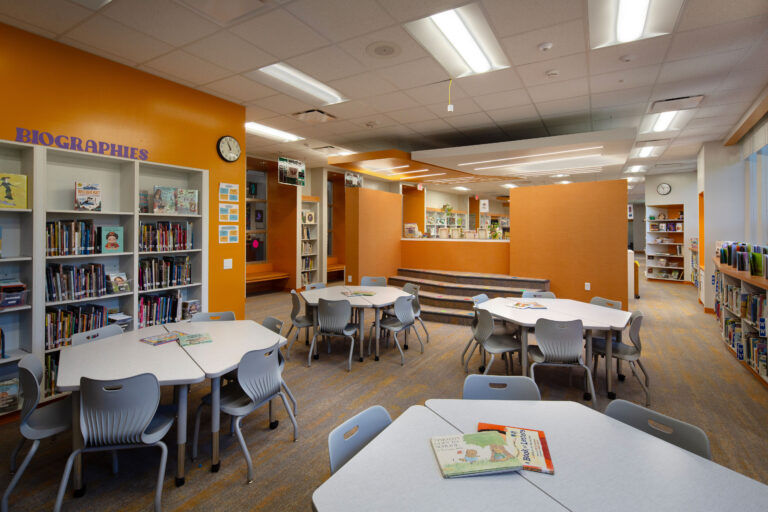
[
  {"left": 219, "top": 203, "right": 239, "bottom": 222},
  {"left": 218, "top": 225, "right": 239, "bottom": 244},
  {"left": 219, "top": 183, "right": 239, "bottom": 202}
]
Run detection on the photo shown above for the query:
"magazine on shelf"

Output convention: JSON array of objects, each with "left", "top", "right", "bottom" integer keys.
[
  {"left": 430, "top": 431, "right": 523, "bottom": 478},
  {"left": 477, "top": 423, "right": 555, "bottom": 475},
  {"left": 74, "top": 182, "right": 101, "bottom": 211}
]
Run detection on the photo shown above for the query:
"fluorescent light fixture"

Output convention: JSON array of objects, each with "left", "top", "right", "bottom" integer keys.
[
  {"left": 637, "top": 146, "right": 654, "bottom": 158},
  {"left": 616, "top": 0, "right": 649, "bottom": 43},
  {"left": 368, "top": 165, "right": 409, "bottom": 172},
  {"left": 258, "top": 63, "right": 346, "bottom": 105},
  {"left": 244, "top": 122, "right": 304, "bottom": 142},
  {"left": 625, "top": 165, "right": 647, "bottom": 173},
  {"left": 400, "top": 173, "right": 445, "bottom": 180},
  {"left": 551, "top": 173, "right": 570, "bottom": 178},
  {"left": 653, "top": 111, "right": 677, "bottom": 132},
  {"left": 626, "top": 176, "right": 645, "bottom": 183},
  {"left": 390, "top": 169, "right": 430, "bottom": 176},
  {"left": 459, "top": 146, "right": 604, "bottom": 167},
  {"left": 453, "top": 186, "right": 471, "bottom": 191},
  {"left": 501, "top": 183, "right": 517, "bottom": 189},
  {"left": 477, "top": 154, "right": 606, "bottom": 173},
  {"left": 404, "top": 4, "right": 509, "bottom": 78},
  {"left": 555, "top": 180, "right": 572, "bottom": 185}
]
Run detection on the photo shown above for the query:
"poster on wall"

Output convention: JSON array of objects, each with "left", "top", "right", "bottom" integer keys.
[
  {"left": 219, "top": 203, "right": 239, "bottom": 222},
  {"left": 219, "top": 183, "right": 239, "bottom": 202},
  {"left": 627, "top": 204, "right": 634, "bottom": 220},
  {"left": 345, "top": 172, "right": 363, "bottom": 188},
  {"left": 278, "top": 157, "right": 305, "bottom": 186},
  {"left": 479, "top": 199, "right": 489, "bottom": 213},
  {"left": 218, "top": 225, "right": 239, "bottom": 244}
]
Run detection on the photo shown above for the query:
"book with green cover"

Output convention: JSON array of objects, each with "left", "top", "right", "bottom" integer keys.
[
  {"left": 178, "top": 332, "right": 212, "bottom": 346},
  {"left": 430, "top": 431, "right": 523, "bottom": 478}
]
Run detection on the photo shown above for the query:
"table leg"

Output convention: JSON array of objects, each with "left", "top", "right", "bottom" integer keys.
[
  {"left": 312, "top": 308, "right": 319, "bottom": 359},
  {"left": 71, "top": 390, "right": 85, "bottom": 497},
  {"left": 584, "top": 330, "right": 593, "bottom": 401},
  {"left": 175, "top": 385, "right": 188, "bottom": 486},
  {"left": 520, "top": 328, "right": 528, "bottom": 376},
  {"left": 210, "top": 376, "right": 221, "bottom": 472},
  {"left": 374, "top": 307, "right": 381, "bottom": 361},
  {"left": 606, "top": 329, "right": 616, "bottom": 400},
  {"left": 357, "top": 308, "right": 364, "bottom": 362}
]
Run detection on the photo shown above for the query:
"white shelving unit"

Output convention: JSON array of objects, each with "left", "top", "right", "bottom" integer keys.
[
  {"left": 300, "top": 199, "right": 319, "bottom": 287},
  {"left": 645, "top": 204, "right": 685, "bottom": 282},
  {"left": 0, "top": 139, "right": 209, "bottom": 413}
]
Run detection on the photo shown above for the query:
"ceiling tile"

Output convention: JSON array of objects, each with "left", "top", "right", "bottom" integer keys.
[
  {"left": 136, "top": 66, "right": 195, "bottom": 88},
  {"left": 404, "top": 81, "right": 466, "bottom": 105},
  {"left": 685, "top": 116, "right": 740, "bottom": 131},
  {"left": 501, "top": 19, "right": 586, "bottom": 66},
  {"left": 444, "top": 112, "right": 497, "bottom": 131},
  {"left": 63, "top": 14, "right": 173, "bottom": 64},
  {"left": 323, "top": 100, "right": 380, "bottom": 119},
  {"left": 323, "top": 120, "right": 365, "bottom": 135},
  {"left": 144, "top": 49, "right": 231, "bottom": 85},
  {"left": 349, "top": 114, "right": 399, "bottom": 129},
  {"left": 55, "top": 37, "right": 138, "bottom": 67},
  {"left": 387, "top": 106, "right": 439, "bottom": 123},
  {"left": 252, "top": 94, "right": 314, "bottom": 115},
  {"left": 695, "top": 103, "right": 751, "bottom": 119},
  {"left": 327, "top": 71, "right": 398, "bottom": 99},
  {"left": 589, "top": 64, "right": 661, "bottom": 94},
  {"left": 485, "top": 104, "right": 540, "bottom": 124},
  {"left": 0, "top": 14, "right": 56, "bottom": 39},
  {"left": 375, "top": 0, "right": 468, "bottom": 22},
  {"left": 650, "top": 76, "right": 724, "bottom": 103},
  {"left": 364, "top": 91, "right": 420, "bottom": 112},
  {"left": 482, "top": 0, "right": 584, "bottom": 38},
  {"left": 591, "top": 102, "right": 647, "bottom": 120},
  {"left": 527, "top": 77, "right": 589, "bottom": 103},
  {"left": 516, "top": 53, "right": 588, "bottom": 87},
  {"left": 591, "top": 86, "right": 652, "bottom": 109},
  {"left": 256, "top": 115, "right": 307, "bottom": 132},
  {"left": 286, "top": 0, "right": 395, "bottom": 42},
  {"left": 101, "top": 0, "right": 219, "bottom": 46},
  {"left": 426, "top": 97, "right": 482, "bottom": 118},
  {"left": 287, "top": 45, "right": 366, "bottom": 82},
  {"left": 541, "top": 110, "right": 590, "bottom": 125},
  {"left": 377, "top": 57, "right": 449, "bottom": 90},
  {"left": 245, "top": 104, "right": 278, "bottom": 122},
  {"left": 535, "top": 95, "right": 589, "bottom": 117},
  {"left": 589, "top": 36, "right": 671, "bottom": 75},
  {"left": 184, "top": 31, "right": 276, "bottom": 73},
  {"left": 719, "top": 68, "right": 768, "bottom": 93},
  {"left": 546, "top": 121, "right": 592, "bottom": 135},
  {"left": 667, "top": 15, "right": 768, "bottom": 62},
  {"left": 405, "top": 118, "right": 458, "bottom": 135},
  {"left": 0, "top": 0, "right": 92, "bottom": 34},
  {"left": 658, "top": 49, "right": 745, "bottom": 84},
  {"left": 677, "top": 0, "right": 768, "bottom": 31},
  {"left": 474, "top": 89, "right": 531, "bottom": 111},
  {"left": 455, "top": 68, "right": 524, "bottom": 97},
  {"left": 499, "top": 121, "right": 549, "bottom": 140},
  {"left": 701, "top": 87, "right": 762, "bottom": 107},
  {"left": 337, "top": 25, "right": 428, "bottom": 70},
  {"left": 230, "top": 8, "right": 329, "bottom": 59},
  {"left": 202, "top": 75, "right": 277, "bottom": 102}
]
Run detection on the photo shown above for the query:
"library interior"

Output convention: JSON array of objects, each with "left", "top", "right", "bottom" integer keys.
[{"left": 1, "top": 1, "right": 768, "bottom": 510}]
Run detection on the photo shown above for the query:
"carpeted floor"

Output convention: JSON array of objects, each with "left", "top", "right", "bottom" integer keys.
[{"left": 1, "top": 272, "right": 767, "bottom": 511}]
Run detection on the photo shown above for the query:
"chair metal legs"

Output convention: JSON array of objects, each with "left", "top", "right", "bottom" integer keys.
[
  {"left": 412, "top": 326, "right": 424, "bottom": 354},
  {"left": 111, "top": 450, "right": 119, "bottom": 474},
  {"left": 54, "top": 448, "right": 81, "bottom": 512},
  {"left": 416, "top": 317, "right": 429, "bottom": 343},
  {"left": 192, "top": 403, "right": 204, "bottom": 460},
  {"left": 282, "top": 380, "right": 297, "bottom": 416},
  {"left": 391, "top": 331, "right": 405, "bottom": 365},
  {"left": 631, "top": 360, "right": 651, "bottom": 406},
  {"left": 9, "top": 438, "right": 26, "bottom": 475},
  {"left": 284, "top": 324, "right": 297, "bottom": 360},
  {"left": 154, "top": 442, "right": 168, "bottom": 512},
  {"left": 2, "top": 439, "right": 39, "bottom": 512},
  {"left": 346, "top": 335, "right": 355, "bottom": 372},
  {"left": 233, "top": 416, "right": 253, "bottom": 483},
  {"left": 530, "top": 361, "right": 597, "bottom": 408},
  {"left": 307, "top": 333, "right": 318, "bottom": 367},
  {"left": 463, "top": 339, "right": 479, "bottom": 373}
]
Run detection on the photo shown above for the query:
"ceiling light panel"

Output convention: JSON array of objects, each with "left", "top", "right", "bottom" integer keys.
[
  {"left": 245, "top": 122, "right": 304, "bottom": 142},
  {"left": 639, "top": 109, "right": 694, "bottom": 134},
  {"left": 254, "top": 63, "right": 347, "bottom": 105},
  {"left": 400, "top": 173, "right": 446, "bottom": 180},
  {"left": 458, "top": 146, "right": 604, "bottom": 167},
  {"left": 501, "top": 184, "right": 517, "bottom": 189},
  {"left": 625, "top": 165, "right": 647, "bottom": 173},
  {"left": 453, "top": 186, "right": 470, "bottom": 191},
  {"left": 588, "top": 0, "right": 684, "bottom": 49},
  {"left": 404, "top": 3, "right": 509, "bottom": 78}
]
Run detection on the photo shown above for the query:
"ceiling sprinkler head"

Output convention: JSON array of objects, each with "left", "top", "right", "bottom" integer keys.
[
  {"left": 545, "top": 69, "right": 560, "bottom": 78},
  {"left": 538, "top": 42, "right": 553, "bottom": 52}
]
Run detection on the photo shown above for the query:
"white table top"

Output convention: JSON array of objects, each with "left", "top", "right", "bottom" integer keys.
[
  {"left": 425, "top": 399, "right": 768, "bottom": 512},
  {"left": 478, "top": 298, "right": 629, "bottom": 331},
  {"left": 57, "top": 324, "right": 205, "bottom": 391},
  {"left": 312, "top": 405, "right": 568, "bottom": 512},
  {"left": 165, "top": 320, "right": 286, "bottom": 378},
  {"left": 301, "top": 286, "right": 412, "bottom": 308},
  {"left": 345, "top": 285, "right": 412, "bottom": 307}
]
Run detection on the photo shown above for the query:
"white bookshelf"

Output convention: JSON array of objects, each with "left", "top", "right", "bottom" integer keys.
[
  {"left": 300, "top": 199, "right": 319, "bottom": 287},
  {"left": 0, "top": 139, "right": 209, "bottom": 413},
  {"left": 645, "top": 204, "right": 686, "bottom": 282}
]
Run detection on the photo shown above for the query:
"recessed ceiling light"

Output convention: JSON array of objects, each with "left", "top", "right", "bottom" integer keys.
[
  {"left": 453, "top": 186, "right": 470, "bottom": 191},
  {"left": 555, "top": 180, "right": 572, "bottom": 185},
  {"left": 480, "top": 154, "right": 605, "bottom": 173},
  {"left": 589, "top": 0, "right": 684, "bottom": 49},
  {"left": 501, "top": 183, "right": 518, "bottom": 189},
  {"left": 626, "top": 176, "right": 645, "bottom": 183},
  {"left": 625, "top": 165, "right": 647, "bottom": 173},
  {"left": 244, "top": 122, "right": 303, "bottom": 142},
  {"left": 400, "top": 173, "right": 446, "bottom": 180},
  {"left": 551, "top": 173, "right": 570, "bottom": 178},
  {"left": 637, "top": 146, "right": 655, "bottom": 158},
  {"left": 616, "top": 0, "right": 650, "bottom": 43},
  {"left": 458, "top": 146, "right": 604, "bottom": 167},
  {"left": 538, "top": 42, "right": 553, "bottom": 52},
  {"left": 258, "top": 63, "right": 346, "bottom": 105},
  {"left": 653, "top": 111, "right": 677, "bottom": 132}
]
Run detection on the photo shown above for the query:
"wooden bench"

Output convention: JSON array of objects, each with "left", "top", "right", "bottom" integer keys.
[
  {"left": 246, "top": 263, "right": 290, "bottom": 293},
  {"left": 327, "top": 256, "right": 345, "bottom": 282}
]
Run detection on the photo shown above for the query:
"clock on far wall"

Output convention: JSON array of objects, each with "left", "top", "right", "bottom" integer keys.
[
  {"left": 656, "top": 182, "right": 671, "bottom": 195},
  {"left": 217, "top": 135, "right": 241, "bottom": 162}
]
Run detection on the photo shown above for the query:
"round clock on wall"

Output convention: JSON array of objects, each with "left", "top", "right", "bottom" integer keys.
[
  {"left": 656, "top": 182, "right": 671, "bottom": 195},
  {"left": 216, "top": 135, "right": 241, "bottom": 162}
]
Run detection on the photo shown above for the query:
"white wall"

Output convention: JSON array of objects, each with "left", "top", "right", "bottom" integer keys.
[{"left": 425, "top": 189, "right": 469, "bottom": 212}]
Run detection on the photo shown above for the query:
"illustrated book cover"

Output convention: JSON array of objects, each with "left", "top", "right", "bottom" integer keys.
[
  {"left": 153, "top": 186, "right": 176, "bottom": 214},
  {"left": 508, "top": 301, "right": 546, "bottom": 309},
  {"left": 99, "top": 226, "right": 124, "bottom": 253},
  {"left": 139, "top": 190, "right": 149, "bottom": 213},
  {"left": 139, "top": 331, "right": 180, "bottom": 346},
  {"left": 178, "top": 332, "right": 212, "bottom": 347},
  {"left": 430, "top": 431, "right": 523, "bottom": 478},
  {"left": 176, "top": 189, "right": 199, "bottom": 215},
  {"left": 477, "top": 423, "right": 555, "bottom": 475},
  {"left": 107, "top": 272, "right": 130, "bottom": 293},
  {"left": 0, "top": 174, "right": 27, "bottom": 209},
  {"left": 74, "top": 182, "right": 101, "bottom": 211}
]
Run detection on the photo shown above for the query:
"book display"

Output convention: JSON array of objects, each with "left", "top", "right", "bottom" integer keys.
[
  {"left": 0, "top": 138, "right": 209, "bottom": 413},
  {"left": 425, "top": 207, "right": 468, "bottom": 238},
  {"left": 301, "top": 199, "right": 319, "bottom": 287},
  {"left": 245, "top": 170, "right": 267, "bottom": 264},
  {"left": 645, "top": 204, "right": 686, "bottom": 282}
]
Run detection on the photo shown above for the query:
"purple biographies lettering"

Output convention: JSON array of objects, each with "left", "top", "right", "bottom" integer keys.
[{"left": 14, "top": 126, "right": 149, "bottom": 160}]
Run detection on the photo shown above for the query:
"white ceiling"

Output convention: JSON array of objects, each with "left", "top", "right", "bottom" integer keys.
[{"left": 2, "top": 0, "right": 767, "bottom": 201}]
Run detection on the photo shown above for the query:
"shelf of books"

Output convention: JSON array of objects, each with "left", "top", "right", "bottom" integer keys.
[
  {"left": 301, "top": 199, "right": 319, "bottom": 287},
  {"left": 425, "top": 208, "right": 468, "bottom": 237},
  {"left": 645, "top": 204, "right": 685, "bottom": 282},
  {"left": 0, "top": 139, "right": 212, "bottom": 414}
]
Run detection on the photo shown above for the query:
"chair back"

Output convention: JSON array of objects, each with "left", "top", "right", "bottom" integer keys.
[
  {"left": 534, "top": 318, "right": 584, "bottom": 363},
  {"left": 190, "top": 311, "right": 235, "bottom": 322},
  {"left": 471, "top": 294, "right": 489, "bottom": 306},
  {"left": 627, "top": 311, "right": 643, "bottom": 351},
  {"left": 306, "top": 282, "right": 326, "bottom": 290},
  {"left": 262, "top": 316, "right": 283, "bottom": 335},
  {"left": 605, "top": 399, "right": 711, "bottom": 459},
  {"left": 237, "top": 345, "right": 282, "bottom": 405},
  {"left": 522, "top": 290, "right": 556, "bottom": 298},
  {"left": 290, "top": 290, "right": 303, "bottom": 321},
  {"left": 71, "top": 324, "right": 123, "bottom": 346},
  {"left": 18, "top": 355, "right": 43, "bottom": 436},
  {"left": 360, "top": 276, "right": 386, "bottom": 287},
  {"left": 590, "top": 296, "right": 622, "bottom": 310},
  {"left": 328, "top": 405, "right": 391, "bottom": 474},
  {"left": 472, "top": 309, "right": 495, "bottom": 344},
  {"left": 403, "top": 282, "right": 421, "bottom": 314},
  {"left": 392, "top": 295, "right": 416, "bottom": 327},
  {"left": 318, "top": 299, "right": 352, "bottom": 335},
  {"left": 79, "top": 373, "right": 160, "bottom": 447},
  {"left": 463, "top": 375, "right": 541, "bottom": 400}
]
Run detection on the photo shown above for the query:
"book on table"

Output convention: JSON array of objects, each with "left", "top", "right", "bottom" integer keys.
[
  {"left": 508, "top": 301, "right": 546, "bottom": 309},
  {"left": 341, "top": 291, "right": 375, "bottom": 297},
  {"left": 178, "top": 332, "right": 212, "bottom": 346},
  {"left": 477, "top": 423, "right": 555, "bottom": 475},
  {"left": 430, "top": 431, "right": 523, "bottom": 478},
  {"left": 139, "top": 331, "right": 180, "bottom": 346}
]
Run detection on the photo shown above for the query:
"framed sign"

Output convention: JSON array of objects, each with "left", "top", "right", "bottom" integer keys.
[
  {"left": 627, "top": 204, "right": 634, "bottom": 220},
  {"left": 278, "top": 157, "right": 305, "bottom": 186},
  {"left": 345, "top": 172, "right": 363, "bottom": 188},
  {"left": 479, "top": 199, "right": 489, "bottom": 213}
]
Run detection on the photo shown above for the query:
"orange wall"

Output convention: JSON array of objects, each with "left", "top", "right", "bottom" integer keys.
[
  {"left": 469, "top": 197, "right": 480, "bottom": 228},
  {"left": 0, "top": 24, "right": 246, "bottom": 316},
  {"left": 402, "top": 186, "right": 425, "bottom": 233},
  {"left": 331, "top": 174, "right": 346, "bottom": 262},
  {"left": 509, "top": 180, "right": 628, "bottom": 308},
  {"left": 401, "top": 240, "right": 510, "bottom": 274},
  {"left": 345, "top": 188, "right": 402, "bottom": 284}
]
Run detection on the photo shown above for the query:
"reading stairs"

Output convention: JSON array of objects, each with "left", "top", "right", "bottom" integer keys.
[{"left": 388, "top": 269, "right": 550, "bottom": 325}]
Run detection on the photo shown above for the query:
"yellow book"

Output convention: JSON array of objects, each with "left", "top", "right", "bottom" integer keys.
[{"left": 0, "top": 174, "right": 27, "bottom": 209}]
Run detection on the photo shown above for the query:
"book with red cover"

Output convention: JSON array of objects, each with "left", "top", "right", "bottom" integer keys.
[{"left": 477, "top": 422, "right": 555, "bottom": 475}]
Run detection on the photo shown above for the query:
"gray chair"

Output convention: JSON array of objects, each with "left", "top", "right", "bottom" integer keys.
[
  {"left": 305, "top": 282, "right": 325, "bottom": 290},
  {"left": 263, "top": 316, "right": 297, "bottom": 416},
  {"left": 466, "top": 309, "right": 522, "bottom": 375},
  {"left": 360, "top": 276, "right": 386, "bottom": 287},
  {"left": 192, "top": 345, "right": 298, "bottom": 482},
  {"left": 309, "top": 299, "right": 359, "bottom": 371},
  {"left": 605, "top": 399, "right": 711, "bottom": 459},
  {"left": 592, "top": 311, "right": 650, "bottom": 406},
  {"left": 461, "top": 294, "right": 489, "bottom": 369},
  {"left": 590, "top": 296, "right": 622, "bottom": 310},
  {"left": 190, "top": 311, "right": 236, "bottom": 322},
  {"left": 462, "top": 375, "right": 541, "bottom": 400},
  {"left": 529, "top": 318, "right": 596, "bottom": 408},
  {"left": 369, "top": 295, "right": 422, "bottom": 365},
  {"left": 328, "top": 405, "right": 391, "bottom": 474},
  {"left": 3, "top": 356, "right": 72, "bottom": 512},
  {"left": 285, "top": 290, "right": 313, "bottom": 360},
  {"left": 403, "top": 282, "right": 429, "bottom": 344},
  {"left": 522, "top": 290, "right": 556, "bottom": 298},
  {"left": 304, "top": 282, "right": 325, "bottom": 320},
  {"left": 70, "top": 323, "right": 123, "bottom": 346},
  {"left": 54, "top": 373, "right": 175, "bottom": 512}
]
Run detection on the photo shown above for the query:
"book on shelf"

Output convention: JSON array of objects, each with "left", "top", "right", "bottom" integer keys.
[
  {"left": 46, "top": 220, "right": 97, "bottom": 256},
  {"left": 181, "top": 299, "right": 200, "bottom": 320},
  {"left": 0, "top": 279, "right": 26, "bottom": 308},
  {"left": 139, "top": 190, "right": 149, "bottom": 213},
  {"left": 140, "top": 331, "right": 180, "bottom": 346},
  {"left": 178, "top": 332, "right": 212, "bottom": 346},
  {"left": 138, "top": 256, "right": 191, "bottom": 290},
  {"left": 0, "top": 174, "right": 26, "bottom": 209},
  {"left": 139, "top": 221, "right": 193, "bottom": 252},
  {"left": 74, "top": 181, "right": 101, "bottom": 211},
  {"left": 44, "top": 354, "right": 58, "bottom": 397},
  {"left": 107, "top": 312, "right": 132, "bottom": 330},
  {"left": 98, "top": 226, "right": 124, "bottom": 253},
  {"left": 138, "top": 290, "right": 182, "bottom": 328},
  {"left": 0, "top": 377, "right": 19, "bottom": 413},
  {"left": 0, "top": 327, "right": 5, "bottom": 359},
  {"left": 430, "top": 431, "right": 523, "bottom": 478},
  {"left": 44, "top": 303, "right": 107, "bottom": 350},
  {"left": 153, "top": 186, "right": 177, "bottom": 214},
  {"left": 175, "top": 189, "right": 199, "bottom": 215},
  {"left": 477, "top": 423, "right": 555, "bottom": 475},
  {"left": 45, "top": 262, "right": 110, "bottom": 302},
  {"left": 107, "top": 272, "right": 130, "bottom": 293}
]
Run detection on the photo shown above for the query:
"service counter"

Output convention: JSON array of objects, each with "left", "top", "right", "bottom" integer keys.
[{"left": 401, "top": 238, "right": 510, "bottom": 275}]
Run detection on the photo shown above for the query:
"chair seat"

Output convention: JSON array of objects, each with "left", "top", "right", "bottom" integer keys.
[
  {"left": 592, "top": 337, "right": 641, "bottom": 361},
  {"left": 379, "top": 316, "right": 406, "bottom": 331},
  {"left": 142, "top": 404, "right": 177, "bottom": 445},
  {"left": 483, "top": 334, "right": 522, "bottom": 354},
  {"left": 23, "top": 395, "right": 73, "bottom": 440},
  {"left": 201, "top": 383, "right": 267, "bottom": 418},
  {"left": 527, "top": 345, "right": 581, "bottom": 364},
  {"left": 319, "top": 323, "right": 358, "bottom": 337},
  {"left": 293, "top": 315, "right": 313, "bottom": 328}
]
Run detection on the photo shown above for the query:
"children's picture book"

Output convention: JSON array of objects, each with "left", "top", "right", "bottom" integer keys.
[
  {"left": 181, "top": 299, "right": 200, "bottom": 320},
  {"left": 139, "top": 190, "right": 149, "bottom": 213},
  {"left": 74, "top": 182, "right": 101, "bottom": 211},
  {"left": 153, "top": 186, "right": 177, "bottom": 214},
  {"left": 178, "top": 332, "right": 212, "bottom": 347},
  {"left": 341, "top": 291, "right": 375, "bottom": 297},
  {"left": 0, "top": 377, "right": 19, "bottom": 413},
  {"left": 176, "top": 189, "right": 199, "bottom": 215},
  {"left": 99, "top": 226, "right": 124, "bottom": 253},
  {"left": 139, "top": 331, "right": 180, "bottom": 346},
  {"left": 508, "top": 301, "right": 547, "bottom": 309},
  {"left": 430, "top": 431, "right": 523, "bottom": 478},
  {"left": 477, "top": 423, "right": 555, "bottom": 475},
  {"left": 107, "top": 272, "right": 130, "bottom": 293},
  {"left": 0, "top": 174, "right": 27, "bottom": 209}
]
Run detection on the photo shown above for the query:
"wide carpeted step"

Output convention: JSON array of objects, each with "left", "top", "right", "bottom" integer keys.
[
  {"left": 398, "top": 268, "right": 549, "bottom": 290},
  {"left": 390, "top": 275, "right": 541, "bottom": 299},
  {"left": 419, "top": 304, "right": 475, "bottom": 326},
  {"left": 418, "top": 290, "right": 476, "bottom": 311}
]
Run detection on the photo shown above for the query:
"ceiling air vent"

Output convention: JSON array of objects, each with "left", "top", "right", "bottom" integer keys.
[
  {"left": 292, "top": 109, "right": 337, "bottom": 124},
  {"left": 649, "top": 96, "right": 704, "bottom": 113}
]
